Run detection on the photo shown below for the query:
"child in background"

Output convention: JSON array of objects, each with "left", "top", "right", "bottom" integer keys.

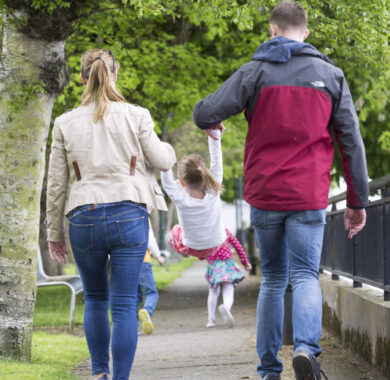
[
  {"left": 206, "top": 229, "right": 252, "bottom": 328},
  {"left": 161, "top": 128, "right": 226, "bottom": 259},
  {"left": 138, "top": 217, "right": 165, "bottom": 335}
]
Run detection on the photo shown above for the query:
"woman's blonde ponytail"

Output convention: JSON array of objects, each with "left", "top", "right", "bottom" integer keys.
[{"left": 80, "top": 49, "right": 125, "bottom": 123}]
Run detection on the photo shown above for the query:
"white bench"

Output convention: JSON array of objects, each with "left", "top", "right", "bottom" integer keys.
[{"left": 36, "top": 249, "right": 83, "bottom": 330}]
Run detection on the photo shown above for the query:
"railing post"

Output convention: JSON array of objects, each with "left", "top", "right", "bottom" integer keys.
[
  {"left": 383, "top": 186, "right": 390, "bottom": 301},
  {"left": 352, "top": 237, "right": 362, "bottom": 288},
  {"left": 330, "top": 202, "right": 339, "bottom": 280}
]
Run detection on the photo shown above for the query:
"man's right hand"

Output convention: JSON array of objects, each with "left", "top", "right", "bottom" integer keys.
[
  {"left": 204, "top": 122, "right": 225, "bottom": 140},
  {"left": 344, "top": 207, "right": 366, "bottom": 239}
]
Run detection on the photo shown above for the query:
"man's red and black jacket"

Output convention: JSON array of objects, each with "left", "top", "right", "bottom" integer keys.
[{"left": 193, "top": 41, "right": 369, "bottom": 211}]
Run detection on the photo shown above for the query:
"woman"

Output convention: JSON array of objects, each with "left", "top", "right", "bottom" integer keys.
[{"left": 46, "top": 48, "right": 176, "bottom": 380}]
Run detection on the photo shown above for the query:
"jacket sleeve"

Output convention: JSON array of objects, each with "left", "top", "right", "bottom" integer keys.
[
  {"left": 331, "top": 70, "right": 369, "bottom": 209},
  {"left": 139, "top": 108, "right": 176, "bottom": 171},
  {"left": 46, "top": 123, "right": 69, "bottom": 242},
  {"left": 193, "top": 63, "right": 257, "bottom": 129}
]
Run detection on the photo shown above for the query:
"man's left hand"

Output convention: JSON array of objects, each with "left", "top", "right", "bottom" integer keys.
[{"left": 344, "top": 207, "right": 366, "bottom": 239}]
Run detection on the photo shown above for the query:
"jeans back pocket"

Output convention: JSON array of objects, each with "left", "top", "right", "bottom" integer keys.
[
  {"left": 116, "top": 215, "right": 146, "bottom": 248},
  {"left": 297, "top": 209, "right": 327, "bottom": 225},
  {"left": 69, "top": 222, "right": 94, "bottom": 252}
]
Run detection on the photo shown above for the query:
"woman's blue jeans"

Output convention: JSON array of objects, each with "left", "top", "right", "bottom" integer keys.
[
  {"left": 250, "top": 207, "right": 326, "bottom": 378},
  {"left": 68, "top": 201, "right": 148, "bottom": 380},
  {"left": 137, "top": 263, "right": 159, "bottom": 316}
]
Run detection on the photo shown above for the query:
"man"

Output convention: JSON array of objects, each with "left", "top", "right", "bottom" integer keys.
[{"left": 193, "top": 2, "right": 368, "bottom": 380}]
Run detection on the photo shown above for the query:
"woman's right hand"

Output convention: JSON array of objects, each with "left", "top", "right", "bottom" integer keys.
[{"left": 49, "top": 241, "right": 68, "bottom": 264}]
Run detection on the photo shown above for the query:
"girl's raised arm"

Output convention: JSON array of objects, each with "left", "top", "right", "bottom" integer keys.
[{"left": 208, "top": 129, "right": 223, "bottom": 184}]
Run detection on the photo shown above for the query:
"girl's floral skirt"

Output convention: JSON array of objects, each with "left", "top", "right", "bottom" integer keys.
[{"left": 205, "top": 259, "right": 245, "bottom": 289}]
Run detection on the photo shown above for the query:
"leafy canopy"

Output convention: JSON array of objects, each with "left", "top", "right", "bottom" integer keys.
[{"left": 50, "top": 0, "right": 389, "bottom": 200}]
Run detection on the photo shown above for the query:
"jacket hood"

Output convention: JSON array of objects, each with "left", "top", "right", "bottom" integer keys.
[{"left": 252, "top": 36, "right": 330, "bottom": 63}]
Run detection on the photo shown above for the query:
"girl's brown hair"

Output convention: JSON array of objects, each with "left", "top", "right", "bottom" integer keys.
[
  {"left": 80, "top": 49, "right": 125, "bottom": 123},
  {"left": 177, "top": 154, "right": 223, "bottom": 195}
]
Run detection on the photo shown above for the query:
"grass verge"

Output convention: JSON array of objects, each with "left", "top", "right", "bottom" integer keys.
[
  {"left": 152, "top": 256, "right": 197, "bottom": 289},
  {"left": 0, "top": 332, "right": 88, "bottom": 380}
]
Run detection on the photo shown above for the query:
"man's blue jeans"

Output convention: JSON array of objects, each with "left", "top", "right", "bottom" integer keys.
[
  {"left": 137, "top": 262, "right": 159, "bottom": 316},
  {"left": 68, "top": 201, "right": 148, "bottom": 380},
  {"left": 250, "top": 207, "right": 326, "bottom": 378}
]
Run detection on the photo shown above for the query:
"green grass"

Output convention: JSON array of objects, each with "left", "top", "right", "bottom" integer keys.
[
  {"left": 0, "top": 332, "right": 88, "bottom": 380},
  {"left": 34, "top": 286, "right": 85, "bottom": 327},
  {"left": 3, "top": 255, "right": 196, "bottom": 379},
  {"left": 152, "top": 256, "right": 197, "bottom": 289}
]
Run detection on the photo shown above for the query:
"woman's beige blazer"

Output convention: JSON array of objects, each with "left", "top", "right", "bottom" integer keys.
[{"left": 46, "top": 102, "right": 176, "bottom": 242}]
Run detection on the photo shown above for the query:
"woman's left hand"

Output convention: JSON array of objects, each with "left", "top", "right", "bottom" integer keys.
[{"left": 48, "top": 241, "right": 68, "bottom": 264}]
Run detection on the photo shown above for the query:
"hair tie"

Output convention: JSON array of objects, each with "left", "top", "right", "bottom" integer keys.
[{"left": 93, "top": 56, "right": 103, "bottom": 63}]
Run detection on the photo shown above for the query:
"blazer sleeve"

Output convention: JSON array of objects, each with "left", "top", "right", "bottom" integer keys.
[
  {"left": 46, "top": 122, "right": 69, "bottom": 242},
  {"left": 139, "top": 108, "right": 176, "bottom": 172},
  {"left": 331, "top": 70, "right": 369, "bottom": 209}
]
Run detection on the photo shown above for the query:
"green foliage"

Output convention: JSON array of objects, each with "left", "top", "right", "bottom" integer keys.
[
  {"left": 299, "top": 0, "right": 390, "bottom": 182},
  {"left": 379, "top": 131, "right": 390, "bottom": 153},
  {"left": 50, "top": 0, "right": 389, "bottom": 200},
  {"left": 52, "top": 1, "right": 268, "bottom": 201},
  {"left": 30, "top": 0, "right": 70, "bottom": 13},
  {"left": 0, "top": 332, "right": 88, "bottom": 380}
]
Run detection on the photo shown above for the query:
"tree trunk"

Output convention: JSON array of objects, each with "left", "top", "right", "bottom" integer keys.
[{"left": 0, "top": 10, "right": 66, "bottom": 360}]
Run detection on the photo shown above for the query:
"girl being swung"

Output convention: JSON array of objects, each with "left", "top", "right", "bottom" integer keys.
[
  {"left": 47, "top": 49, "right": 175, "bottom": 380},
  {"left": 162, "top": 128, "right": 226, "bottom": 259}
]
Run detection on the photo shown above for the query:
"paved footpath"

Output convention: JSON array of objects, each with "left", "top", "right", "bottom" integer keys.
[{"left": 75, "top": 260, "right": 373, "bottom": 379}]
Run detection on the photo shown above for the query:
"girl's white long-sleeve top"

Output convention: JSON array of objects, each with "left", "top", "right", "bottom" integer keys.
[{"left": 161, "top": 132, "right": 226, "bottom": 249}]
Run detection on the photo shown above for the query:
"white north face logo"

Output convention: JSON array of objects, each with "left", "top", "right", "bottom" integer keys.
[{"left": 311, "top": 81, "right": 325, "bottom": 87}]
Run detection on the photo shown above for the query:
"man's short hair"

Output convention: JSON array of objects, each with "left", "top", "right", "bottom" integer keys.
[{"left": 269, "top": 1, "right": 307, "bottom": 31}]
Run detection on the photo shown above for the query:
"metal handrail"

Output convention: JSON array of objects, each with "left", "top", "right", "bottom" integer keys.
[
  {"left": 322, "top": 174, "right": 390, "bottom": 301},
  {"left": 328, "top": 174, "right": 390, "bottom": 205}
]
